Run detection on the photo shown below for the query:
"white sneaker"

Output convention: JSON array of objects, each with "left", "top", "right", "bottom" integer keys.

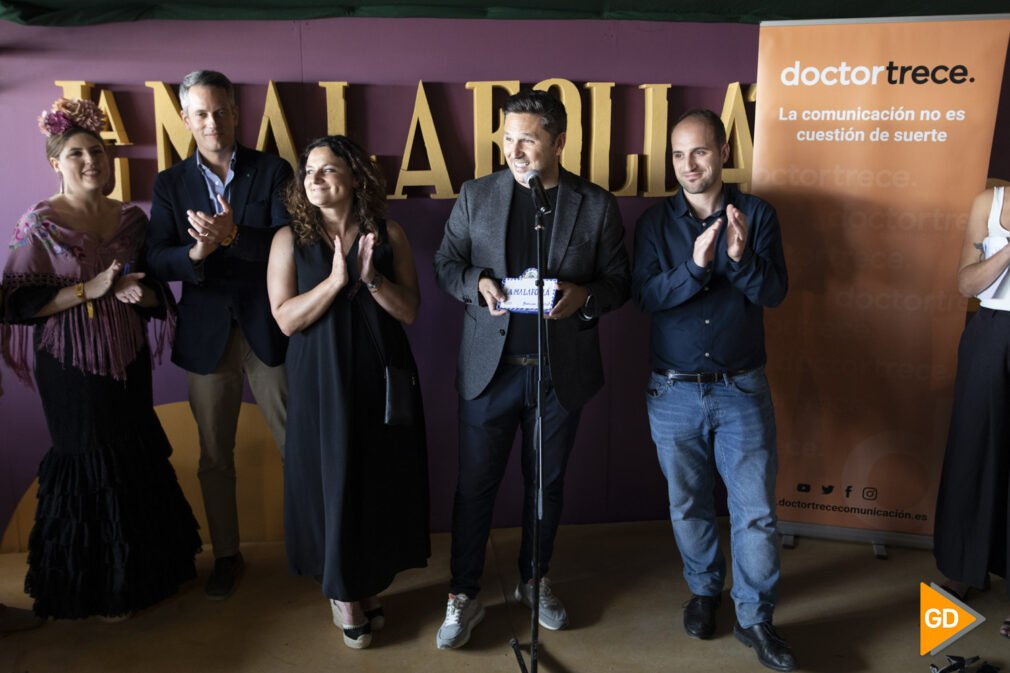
[
  {"left": 435, "top": 593, "right": 485, "bottom": 649},
  {"left": 514, "top": 577, "right": 568, "bottom": 630}
]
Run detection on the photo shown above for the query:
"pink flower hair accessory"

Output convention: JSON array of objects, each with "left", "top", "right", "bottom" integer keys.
[{"left": 37, "top": 98, "right": 107, "bottom": 138}]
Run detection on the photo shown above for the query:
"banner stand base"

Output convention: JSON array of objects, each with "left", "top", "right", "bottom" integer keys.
[{"left": 778, "top": 521, "right": 932, "bottom": 556}]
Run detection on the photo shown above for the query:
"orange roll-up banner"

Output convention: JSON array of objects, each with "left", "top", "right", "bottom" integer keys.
[{"left": 753, "top": 17, "right": 1010, "bottom": 543}]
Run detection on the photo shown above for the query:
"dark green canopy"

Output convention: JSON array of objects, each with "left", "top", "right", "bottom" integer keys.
[{"left": 2, "top": 0, "right": 1008, "bottom": 26}]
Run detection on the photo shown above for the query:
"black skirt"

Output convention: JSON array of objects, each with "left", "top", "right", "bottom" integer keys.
[
  {"left": 26, "top": 346, "right": 201, "bottom": 619},
  {"left": 934, "top": 308, "right": 1010, "bottom": 592}
]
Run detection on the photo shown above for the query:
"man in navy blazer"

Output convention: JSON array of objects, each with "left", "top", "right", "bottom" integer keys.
[
  {"left": 433, "top": 90, "right": 630, "bottom": 649},
  {"left": 147, "top": 70, "right": 292, "bottom": 600}
]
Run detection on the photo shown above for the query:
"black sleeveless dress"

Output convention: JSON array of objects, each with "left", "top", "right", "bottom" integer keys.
[{"left": 283, "top": 223, "right": 430, "bottom": 601}]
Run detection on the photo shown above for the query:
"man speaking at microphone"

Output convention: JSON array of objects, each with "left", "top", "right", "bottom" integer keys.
[{"left": 433, "top": 89, "right": 630, "bottom": 649}]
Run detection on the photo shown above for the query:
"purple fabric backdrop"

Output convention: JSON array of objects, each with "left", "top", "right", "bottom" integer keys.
[{"left": 1, "top": 18, "right": 1007, "bottom": 536}]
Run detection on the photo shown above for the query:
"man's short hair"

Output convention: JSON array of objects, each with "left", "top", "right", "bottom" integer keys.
[
  {"left": 179, "top": 70, "right": 235, "bottom": 111},
  {"left": 673, "top": 109, "right": 727, "bottom": 148},
  {"left": 502, "top": 89, "right": 567, "bottom": 140}
]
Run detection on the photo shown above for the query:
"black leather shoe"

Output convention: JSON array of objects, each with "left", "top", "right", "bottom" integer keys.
[
  {"left": 205, "top": 552, "right": 244, "bottom": 600},
  {"left": 683, "top": 594, "right": 721, "bottom": 639},
  {"left": 734, "top": 621, "right": 796, "bottom": 672}
]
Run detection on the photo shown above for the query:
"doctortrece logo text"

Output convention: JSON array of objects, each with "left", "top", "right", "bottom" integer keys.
[{"left": 781, "top": 61, "right": 973, "bottom": 87}]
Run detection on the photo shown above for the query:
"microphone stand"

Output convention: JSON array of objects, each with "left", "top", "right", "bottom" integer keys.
[{"left": 509, "top": 201, "right": 549, "bottom": 673}]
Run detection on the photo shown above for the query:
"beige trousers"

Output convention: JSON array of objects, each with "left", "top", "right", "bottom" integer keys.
[{"left": 187, "top": 327, "right": 287, "bottom": 558}]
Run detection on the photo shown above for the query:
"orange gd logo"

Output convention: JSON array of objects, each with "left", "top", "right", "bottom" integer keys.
[{"left": 920, "top": 583, "right": 985, "bottom": 656}]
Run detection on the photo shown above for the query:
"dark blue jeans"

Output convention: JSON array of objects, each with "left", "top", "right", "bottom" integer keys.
[{"left": 449, "top": 363, "right": 582, "bottom": 597}]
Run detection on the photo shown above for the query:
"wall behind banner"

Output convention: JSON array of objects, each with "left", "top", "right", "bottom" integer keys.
[
  {"left": 1, "top": 17, "right": 1009, "bottom": 542},
  {"left": 0, "top": 17, "right": 759, "bottom": 538}
]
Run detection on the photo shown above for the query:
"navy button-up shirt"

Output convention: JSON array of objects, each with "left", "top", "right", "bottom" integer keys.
[{"left": 632, "top": 184, "right": 787, "bottom": 372}]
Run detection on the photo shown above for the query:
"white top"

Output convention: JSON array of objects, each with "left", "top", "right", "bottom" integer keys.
[{"left": 979, "top": 186, "right": 1010, "bottom": 311}]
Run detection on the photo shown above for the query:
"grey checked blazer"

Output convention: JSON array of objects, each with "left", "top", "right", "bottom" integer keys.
[{"left": 434, "top": 168, "right": 630, "bottom": 412}]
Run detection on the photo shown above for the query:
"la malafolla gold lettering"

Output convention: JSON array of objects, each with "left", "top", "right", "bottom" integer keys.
[{"left": 55, "top": 79, "right": 757, "bottom": 201}]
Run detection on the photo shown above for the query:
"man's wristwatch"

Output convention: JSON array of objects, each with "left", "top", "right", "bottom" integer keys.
[
  {"left": 219, "top": 225, "right": 238, "bottom": 247},
  {"left": 365, "top": 273, "right": 384, "bottom": 292}
]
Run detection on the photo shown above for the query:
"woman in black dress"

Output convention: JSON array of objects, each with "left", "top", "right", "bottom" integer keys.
[
  {"left": 267, "top": 136, "right": 429, "bottom": 648},
  {"left": 2, "top": 98, "right": 200, "bottom": 620},
  {"left": 934, "top": 184, "right": 1010, "bottom": 636}
]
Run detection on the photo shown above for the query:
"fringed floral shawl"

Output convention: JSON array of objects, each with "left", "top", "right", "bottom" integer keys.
[{"left": 2, "top": 201, "right": 172, "bottom": 386}]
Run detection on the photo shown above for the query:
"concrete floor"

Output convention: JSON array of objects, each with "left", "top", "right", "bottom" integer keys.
[{"left": 0, "top": 520, "right": 1006, "bottom": 673}]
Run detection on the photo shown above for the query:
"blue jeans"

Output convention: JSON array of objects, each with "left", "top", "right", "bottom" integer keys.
[{"left": 646, "top": 367, "right": 780, "bottom": 628}]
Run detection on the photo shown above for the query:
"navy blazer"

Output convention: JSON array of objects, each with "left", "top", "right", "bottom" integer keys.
[
  {"left": 146, "top": 145, "right": 293, "bottom": 374},
  {"left": 434, "top": 168, "right": 631, "bottom": 412}
]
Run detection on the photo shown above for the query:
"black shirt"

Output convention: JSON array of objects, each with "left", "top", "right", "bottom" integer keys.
[
  {"left": 504, "top": 182, "right": 557, "bottom": 355},
  {"left": 632, "top": 184, "right": 788, "bottom": 372}
]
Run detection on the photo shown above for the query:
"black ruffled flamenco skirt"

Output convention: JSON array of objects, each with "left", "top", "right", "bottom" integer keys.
[{"left": 24, "top": 347, "right": 201, "bottom": 619}]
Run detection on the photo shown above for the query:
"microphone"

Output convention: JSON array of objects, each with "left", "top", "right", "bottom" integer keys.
[{"left": 525, "top": 171, "right": 553, "bottom": 216}]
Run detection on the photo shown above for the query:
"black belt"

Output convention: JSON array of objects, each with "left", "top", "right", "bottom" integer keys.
[
  {"left": 652, "top": 367, "right": 755, "bottom": 383},
  {"left": 504, "top": 354, "right": 542, "bottom": 367}
]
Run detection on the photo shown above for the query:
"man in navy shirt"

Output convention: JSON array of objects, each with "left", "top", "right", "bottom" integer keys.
[{"left": 633, "top": 109, "right": 793, "bottom": 672}]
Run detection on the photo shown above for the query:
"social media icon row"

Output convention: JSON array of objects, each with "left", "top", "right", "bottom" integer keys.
[{"left": 795, "top": 483, "right": 877, "bottom": 500}]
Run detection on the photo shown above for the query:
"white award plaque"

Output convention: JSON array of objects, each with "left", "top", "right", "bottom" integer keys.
[{"left": 497, "top": 267, "right": 558, "bottom": 314}]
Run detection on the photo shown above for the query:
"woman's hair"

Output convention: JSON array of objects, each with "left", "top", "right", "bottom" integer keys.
[
  {"left": 45, "top": 127, "right": 103, "bottom": 160},
  {"left": 286, "top": 135, "right": 388, "bottom": 247}
]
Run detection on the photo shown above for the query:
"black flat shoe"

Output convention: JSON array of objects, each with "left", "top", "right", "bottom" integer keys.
[
  {"left": 939, "top": 581, "right": 969, "bottom": 601},
  {"left": 683, "top": 594, "right": 721, "bottom": 639},
  {"left": 940, "top": 575, "right": 990, "bottom": 602},
  {"left": 734, "top": 621, "right": 796, "bottom": 672}
]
